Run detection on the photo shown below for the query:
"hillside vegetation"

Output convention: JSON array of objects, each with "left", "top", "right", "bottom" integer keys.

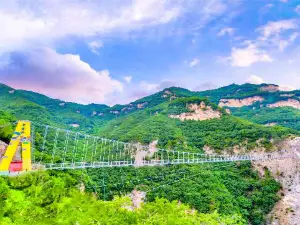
[
  {"left": 0, "top": 82, "right": 299, "bottom": 224},
  {"left": 99, "top": 97, "right": 296, "bottom": 152},
  {"left": 0, "top": 82, "right": 299, "bottom": 132},
  {"left": 0, "top": 171, "right": 248, "bottom": 225}
]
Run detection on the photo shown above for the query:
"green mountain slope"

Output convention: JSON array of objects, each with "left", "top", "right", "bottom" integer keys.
[
  {"left": 0, "top": 83, "right": 299, "bottom": 224},
  {"left": 0, "top": 171, "right": 248, "bottom": 225},
  {"left": 0, "top": 82, "right": 299, "bottom": 132},
  {"left": 99, "top": 96, "right": 297, "bottom": 152}
]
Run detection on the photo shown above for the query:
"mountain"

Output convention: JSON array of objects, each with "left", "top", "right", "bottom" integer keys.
[
  {"left": 0, "top": 82, "right": 299, "bottom": 224},
  {"left": 0, "top": 82, "right": 299, "bottom": 131},
  {"left": 0, "top": 82, "right": 298, "bottom": 152}
]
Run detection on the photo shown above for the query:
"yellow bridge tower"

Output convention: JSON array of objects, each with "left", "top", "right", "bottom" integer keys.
[{"left": 0, "top": 121, "right": 32, "bottom": 172}]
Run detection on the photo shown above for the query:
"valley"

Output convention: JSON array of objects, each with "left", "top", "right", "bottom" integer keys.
[{"left": 0, "top": 82, "right": 299, "bottom": 225}]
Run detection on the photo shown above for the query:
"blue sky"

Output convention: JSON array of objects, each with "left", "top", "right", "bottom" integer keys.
[{"left": 0, "top": 0, "right": 300, "bottom": 105}]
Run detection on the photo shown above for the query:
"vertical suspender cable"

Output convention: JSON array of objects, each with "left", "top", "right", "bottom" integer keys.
[
  {"left": 51, "top": 128, "right": 60, "bottom": 164},
  {"left": 72, "top": 132, "right": 79, "bottom": 165},
  {"left": 40, "top": 125, "right": 49, "bottom": 164}
]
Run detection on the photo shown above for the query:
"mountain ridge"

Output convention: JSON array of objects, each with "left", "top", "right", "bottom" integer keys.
[
  {"left": 0, "top": 82, "right": 299, "bottom": 225},
  {"left": 0, "top": 82, "right": 299, "bottom": 131}
]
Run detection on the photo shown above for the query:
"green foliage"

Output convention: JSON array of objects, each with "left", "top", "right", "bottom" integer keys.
[
  {"left": 0, "top": 110, "right": 15, "bottom": 142},
  {"left": 0, "top": 82, "right": 297, "bottom": 224},
  {"left": 167, "top": 96, "right": 223, "bottom": 114},
  {"left": 99, "top": 103, "right": 296, "bottom": 151},
  {"left": 231, "top": 106, "right": 300, "bottom": 130},
  {"left": 0, "top": 171, "right": 246, "bottom": 225},
  {"left": 86, "top": 162, "right": 280, "bottom": 225}
]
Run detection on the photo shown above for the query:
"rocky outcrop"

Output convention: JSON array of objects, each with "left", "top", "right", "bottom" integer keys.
[
  {"left": 110, "top": 110, "right": 120, "bottom": 114},
  {"left": 267, "top": 99, "right": 300, "bottom": 109},
  {"left": 218, "top": 96, "right": 264, "bottom": 107},
  {"left": 260, "top": 85, "right": 279, "bottom": 92},
  {"left": 123, "top": 189, "right": 146, "bottom": 211},
  {"left": 134, "top": 141, "right": 158, "bottom": 166},
  {"left": 169, "top": 102, "right": 221, "bottom": 121},
  {"left": 202, "top": 137, "right": 300, "bottom": 224},
  {"left": 264, "top": 122, "right": 277, "bottom": 127},
  {"left": 162, "top": 90, "right": 177, "bottom": 100},
  {"left": 251, "top": 138, "right": 300, "bottom": 225},
  {"left": 280, "top": 94, "right": 295, "bottom": 97},
  {"left": 137, "top": 102, "right": 148, "bottom": 109},
  {"left": 70, "top": 123, "right": 80, "bottom": 128},
  {"left": 0, "top": 140, "right": 8, "bottom": 158},
  {"left": 162, "top": 90, "right": 172, "bottom": 98}
]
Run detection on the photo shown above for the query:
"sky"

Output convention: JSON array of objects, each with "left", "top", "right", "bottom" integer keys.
[{"left": 0, "top": 0, "right": 300, "bottom": 105}]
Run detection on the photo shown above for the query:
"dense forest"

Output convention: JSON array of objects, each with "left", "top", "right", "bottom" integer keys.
[{"left": 0, "top": 163, "right": 280, "bottom": 225}]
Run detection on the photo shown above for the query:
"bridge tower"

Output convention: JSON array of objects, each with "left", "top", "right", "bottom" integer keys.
[{"left": 0, "top": 121, "right": 32, "bottom": 172}]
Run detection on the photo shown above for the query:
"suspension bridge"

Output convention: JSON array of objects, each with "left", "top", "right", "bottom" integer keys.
[{"left": 0, "top": 120, "right": 297, "bottom": 174}]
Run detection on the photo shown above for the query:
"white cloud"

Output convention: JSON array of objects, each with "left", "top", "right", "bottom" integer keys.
[
  {"left": 124, "top": 76, "right": 132, "bottom": 83},
  {"left": 295, "top": 5, "right": 300, "bottom": 14},
  {"left": 218, "top": 27, "right": 235, "bottom": 36},
  {"left": 246, "top": 75, "right": 265, "bottom": 84},
  {"left": 0, "top": 0, "right": 184, "bottom": 54},
  {"left": 189, "top": 58, "right": 200, "bottom": 67},
  {"left": 278, "top": 32, "right": 299, "bottom": 51},
  {"left": 0, "top": 0, "right": 235, "bottom": 54},
  {"left": 88, "top": 41, "right": 103, "bottom": 55},
  {"left": 229, "top": 44, "right": 273, "bottom": 67},
  {"left": 257, "top": 19, "right": 298, "bottom": 40},
  {"left": 0, "top": 48, "right": 123, "bottom": 105}
]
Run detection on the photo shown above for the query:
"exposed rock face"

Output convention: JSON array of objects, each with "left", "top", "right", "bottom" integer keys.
[
  {"left": 79, "top": 182, "right": 85, "bottom": 193},
  {"left": 59, "top": 102, "right": 65, "bottom": 106},
  {"left": 265, "top": 122, "right": 277, "bottom": 127},
  {"left": 170, "top": 96, "right": 177, "bottom": 101},
  {"left": 134, "top": 141, "right": 158, "bottom": 166},
  {"left": 137, "top": 102, "right": 148, "bottom": 109},
  {"left": 260, "top": 85, "right": 279, "bottom": 92},
  {"left": 280, "top": 94, "right": 295, "bottom": 97},
  {"left": 127, "top": 189, "right": 146, "bottom": 210},
  {"left": 251, "top": 138, "right": 300, "bottom": 225},
  {"left": 162, "top": 90, "right": 172, "bottom": 98},
  {"left": 8, "top": 90, "right": 15, "bottom": 94},
  {"left": 110, "top": 110, "right": 119, "bottom": 114},
  {"left": 218, "top": 96, "right": 264, "bottom": 107},
  {"left": 203, "top": 137, "right": 300, "bottom": 224},
  {"left": 169, "top": 102, "right": 221, "bottom": 121},
  {"left": 148, "top": 140, "right": 158, "bottom": 157},
  {"left": 225, "top": 108, "right": 231, "bottom": 114},
  {"left": 267, "top": 99, "right": 300, "bottom": 109},
  {"left": 91, "top": 111, "right": 97, "bottom": 116},
  {"left": 70, "top": 123, "right": 80, "bottom": 128},
  {"left": 0, "top": 140, "right": 8, "bottom": 158}
]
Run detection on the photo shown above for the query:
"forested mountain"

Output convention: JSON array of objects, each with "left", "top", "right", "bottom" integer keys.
[
  {"left": 0, "top": 82, "right": 299, "bottom": 224},
  {"left": 0, "top": 82, "right": 299, "bottom": 132}
]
